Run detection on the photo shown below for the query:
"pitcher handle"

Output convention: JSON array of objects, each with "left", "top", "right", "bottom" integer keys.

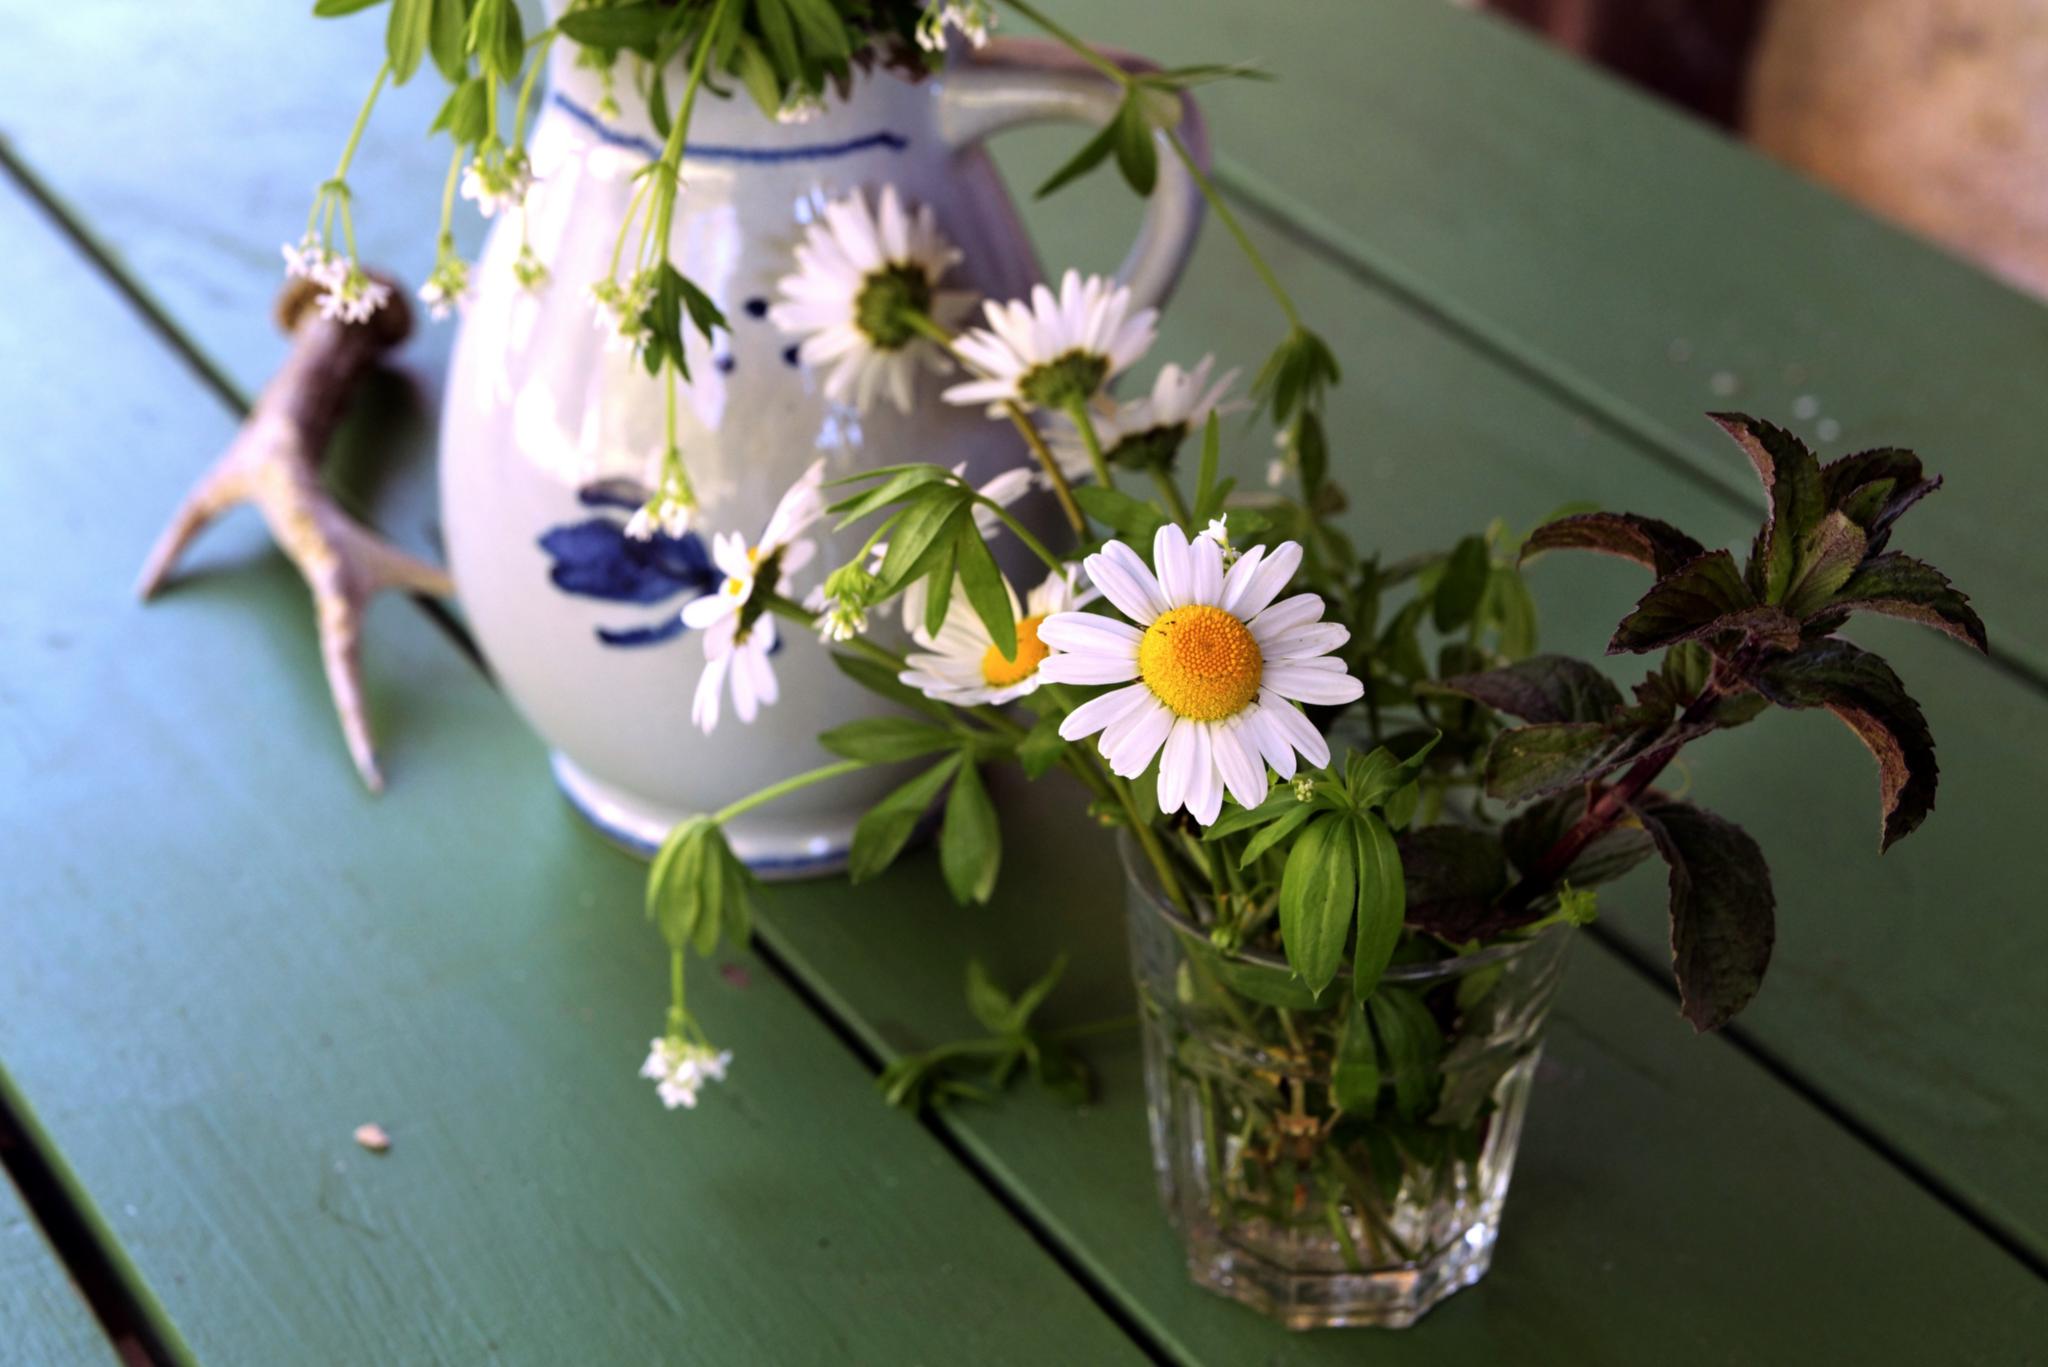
[{"left": 936, "top": 37, "right": 1209, "bottom": 314}]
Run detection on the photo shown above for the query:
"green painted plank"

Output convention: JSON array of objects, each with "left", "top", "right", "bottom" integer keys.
[
  {"left": 1038, "top": 0, "right": 2048, "bottom": 684},
  {"left": 8, "top": 0, "right": 2048, "bottom": 1348},
  {"left": 0, "top": 188, "right": 1147, "bottom": 1365},
  {"left": 724, "top": 211, "right": 2048, "bottom": 1360},
  {"left": 0, "top": 1174, "right": 120, "bottom": 1366}
]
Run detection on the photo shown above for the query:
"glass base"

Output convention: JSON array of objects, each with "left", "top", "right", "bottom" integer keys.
[{"left": 1181, "top": 1214, "right": 1496, "bottom": 1330}]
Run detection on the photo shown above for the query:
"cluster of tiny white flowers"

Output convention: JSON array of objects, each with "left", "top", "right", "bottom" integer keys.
[
  {"left": 915, "top": 0, "right": 995, "bottom": 51},
  {"left": 417, "top": 254, "right": 471, "bottom": 322},
  {"left": 283, "top": 233, "right": 392, "bottom": 325},
  {"left": 625, "top": 492, "right": 693, "bottom": 542},
  {"left": 809, "top": 592, "right": 869, "bottom": 643},
  {"left": 776, "top": 90, "right": 824, "bottom": 125},
  {"left": 512, "top": 242, "right": 551, "bottom": 293},
  {"left": 460, "top": 150, "right": 536, "bottom": 220},
  {"left": 591, "top": 272, "right": 657, "bottom": 356},
  {"left": 639, "top": 1036, "right": 732, "bottom": 1110}
]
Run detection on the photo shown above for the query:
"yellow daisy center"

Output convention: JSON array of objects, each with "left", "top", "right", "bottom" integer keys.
[
  {"left": 980, "top": 615, "right": 1050, "bottom": 688},
  {"left": 1139, "top": 605, "right": 1262, "bottom": 721}
]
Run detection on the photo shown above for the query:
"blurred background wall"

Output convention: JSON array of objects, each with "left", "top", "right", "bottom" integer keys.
[{"left": 1478, "top": 0, "right": 2048, "bottom": 300}]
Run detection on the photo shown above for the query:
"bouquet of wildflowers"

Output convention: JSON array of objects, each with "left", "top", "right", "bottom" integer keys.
[{"left": 290, "top": 2, "right": 1983, "bottom": 1139}]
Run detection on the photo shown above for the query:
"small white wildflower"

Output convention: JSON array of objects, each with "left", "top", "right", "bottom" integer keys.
[
  {"left": 916, "top": 0, "right": 995, "bottom": 51},
  {"left": 776, "top": 89, "right": 825, "bottom": 125},
  {"left": 460, "top": 149, "right": 536, "bottom": 219},
  {"left": 418, "top": 254, "right": 471, "bottom": 322},
  {"left": 281, "top": 233, "right": 341, "bottom": 285},
  {"left": 639, "top": 1036, "right": 733, "bottom": 1111},
  {"left": 591, "top": 272, "right": 657, "bottom": 357},
  {"left": 315, "top": 263, "right": 393, "bottom": 325},
  {"left": 512, "top": 242, "right": 551, "bottom": 293}
]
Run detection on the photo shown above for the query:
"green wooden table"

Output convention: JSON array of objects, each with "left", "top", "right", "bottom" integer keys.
[{"left": 5, "top": 1, "right": 2045, "bottom": 1361}]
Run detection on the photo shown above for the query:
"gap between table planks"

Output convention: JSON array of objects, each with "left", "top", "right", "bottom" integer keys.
[
  {"left": 0, "top": 1163, "right": 122, "bottom": 1366},
  {"left": 0, "top": 185, "right": 1153, "bottom": 1366}
]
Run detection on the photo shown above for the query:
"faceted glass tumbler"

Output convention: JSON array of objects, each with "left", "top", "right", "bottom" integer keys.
[{"left": 1123, "top": 839, "right": 1571, "bottom": 1330}]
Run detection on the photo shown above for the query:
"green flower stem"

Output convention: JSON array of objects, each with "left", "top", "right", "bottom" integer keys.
[
  {"left": 1064, "top": 399, "right": 1118, "bottom": 492},
  {"left": 510, "top": 30, "right": 558, "bottom": 148},
  {"left": 1110, "top": 768, "right": 1189, "bottom": 912},
  {"left": 1151, "top": 468, "right": 1193, "bottom": 527},
  {"left": 435, "top": 145, "right": 463, "bottom": 252},
  {"left": 668, "top": 947, "right": 687, "bottom": 1033},
  {"left": 650, "top": 0, "right": 732, "bottom": 246},
  {"left": 710, "top": 758, "right": 872, "bottom": 825},
  {"left": 330, "top": 63, "right": 390, "bottom": 183},
  {"left": 1005, "top": 402, "right": 1089, "bottom": 538},
  {"left": 999, "top": 0, "right": 1127, "bottom": 84},
  {"left": 966, "top": 492, "right": 1065, "bottom": 577},
  {"left": 1164, "top": 128, "right": 1301, "bottom": 329},
  {"left": 904, "top": 309, "right": 1089, "bottom": 542}
]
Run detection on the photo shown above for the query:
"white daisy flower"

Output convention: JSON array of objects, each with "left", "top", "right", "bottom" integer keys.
[
  {"left": 681, "top": 461, "right": 826, "bottom": 732},
  {"left": 900, "top": 566, "right": 1092, "bottom": 707},
  {"left": 1047, "top": 355, "right": 1242, "bottom": 481},
  {"left": 1039, "top": 525, "right": 1364, "bottom": 825},
  {"left": 640, "top": 1036, "right": 732, "bottom": 1110},
  {"left": 943, "top": 270, "right": 1158, "bottom": 417},
  {"left": 460, "top": 149, "right": 536, "bottom": 219},
  {"left": 915, "top": 0, "right": 995, "bottom": 51},
  {"left": 769, "top": 186, "right": 966, "bottom": 414}
]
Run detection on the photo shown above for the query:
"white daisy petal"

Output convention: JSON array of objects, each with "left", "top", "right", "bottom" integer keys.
[
  {"left": 1059, "top": 681, "right": 1153, "bottom": 740},
  {"left": 1085, "top": 541, "right": 1170, "bottom": 622},
  {"left": 1038, "top": 651, "right": 1142, "bottom": 685},
  {"left": 1103, "top": 697, "right": 1174, "bottom": 778},
  {"left": 1263, "top": 662, "right": 1366, "bottom": 706},
  {"left": 1256, "top": 620, "right": 1351, "bottom": 660},
  {"left": 1213, "top": 716, "right": 1269, "bottom": 810},
  {"left": 1036, "top": 612, "right": 1142, "bottom": 656},
  {"left": 1152, "top": 523, "right": 1193, "bottom": 609},
  {"left": 1157, "top": 718, "right": 1198, "bottom": 815},
  {"left": 1232, "top": 541, "right": 1304, "bottom": 620},
  {"left": 1185, "top": 722, "right": 1223, "bottom": 825},
  {"left": 1257, "top": 689, "right": 1331, "bottom": 770},
  {"left": 1246, "top": 703, "right": 1301, "bottom": 781}
]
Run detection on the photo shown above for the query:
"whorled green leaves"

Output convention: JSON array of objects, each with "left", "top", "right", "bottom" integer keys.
[{"left": 646, "top": 816, "right": 755, "bottom": 959}]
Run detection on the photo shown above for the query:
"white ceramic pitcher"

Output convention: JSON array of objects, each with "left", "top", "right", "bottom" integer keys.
[{"left": 440, "top": 37, "right": 1206, "bottom": 873}]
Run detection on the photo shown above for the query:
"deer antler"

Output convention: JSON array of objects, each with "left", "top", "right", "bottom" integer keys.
[{"left": 137, "top": 275, "right": 452, "bottom": 791}]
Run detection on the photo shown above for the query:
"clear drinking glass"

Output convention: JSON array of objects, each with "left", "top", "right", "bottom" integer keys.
[{"left": 1122, "top": 837, "right": 1571, "bottom": 1329}]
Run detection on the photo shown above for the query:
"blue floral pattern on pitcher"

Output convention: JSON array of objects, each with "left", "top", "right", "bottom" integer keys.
[{"left": 538, "top": 480, "right": 718, "bottom": 647}]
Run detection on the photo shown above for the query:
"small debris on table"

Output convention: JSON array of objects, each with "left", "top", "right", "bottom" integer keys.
[{"left": 353, "top": 1122, "right": 392, "bottom": 1154}]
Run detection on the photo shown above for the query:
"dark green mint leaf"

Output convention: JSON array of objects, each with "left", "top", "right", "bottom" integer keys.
[{"left": 1636, "top": 797, "right": 1776, "bottom": 1031}]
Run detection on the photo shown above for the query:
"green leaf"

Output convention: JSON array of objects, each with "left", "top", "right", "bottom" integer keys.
[
  {"left": 1111, "top": 96, "right": 1158, "bottom": 195},
  {"left": 1366, "top": 989, "right": 1442, "bottom": 1120},
  {"left": 849, "top": 754, "right": 962, "bottom": 883},
  {"left": 964, "top": 958, "right": 1013, "bottom": 1034},
  {"left": 645, "top": 817, "right": 754, "bottom": 957},
  {"left": 1333, "top": 994, "right": 1381, "bottom": 1113},
  {"left": 385, "top": 0, "right": 434, "bottom": 82},
  {"left": 1520, "top": 511, "right": 1706, "bottom": 577},
  {"left": 1426, "top": 655, "right": 1623, "bottom": 725},
  {"left": 1487, "top": 566, "right": 1539, "bottom": 658},
  {"left": 731, "top": 34, "right": 783, "bottom": 118},
  {"left": 782, "top": 0, "right": 852, "bottom": 57},
  {"left": 1636, "top": 798, "right": 1776, "bottom": 1031},
  {"left": 828, "top": 465, "right": 951, "bottom": 523},
  {"left": 556, "top": 1, "right": 672, "bottom": 49},
  {"left": 939, "top": 760, "right": 1001, "bottom": 905},
  {"left": 1395, "top": 827, "right": 1512, "bottom": 939},
  {"left": 1016, "top": 713, "right": 1065, "bottom": 780},
  {"left": 1751, "top": 639, "right": 1939, "bottom": 851},
  {"left": 1278, "top": 816, "right": 1356, "bottom": 998},
  {"left": 1238, "top": 801, "right": 1318, "bottom": 868},
  {"left": 1781, "top": 510, "right": 1866, "bottom": 617},
  {"left": 1831, "top": 553, "right": 1987, "bottom": 652},
  {"left": 1036, "top": 115, "right": 1119, "bottom": 198},
  {"left": 1607, "top": 549, "right": 1764, "bottom": 654},
  {"left": 476, "top": 0, "right": 523, "bottom": 81},
  {"left": 1201, "top": 782, "right": 1297, "bottom": 839},
  {"left": 920, "top": 531, "right": 958, "bottom": 639},
  {"left": 1008, "top": 953, "right": 1068, "bottom": 1030},
  {"left": 952, "top": 521, "right": 1016, "bottom": 662},
  {"left": 876, "top": 491, "right": 967, "bottom": 594},
  {"left": 1482, "top": 722, "right": 1617, "bottom": 804},
  {"left": 1191, "top": 413, "right": 1223, "bottom": 523},
  {"left": 430, "top": 77, "right": 490, "bottom": 143},
  {"left": 1350, "top": 813, "right": 1404, "bottom": 1000},
  {"left": 819, "top": 716, "right": 957, "bottom": 763},
  {"left": 1072, "top": 484, "right": 1167, "bottom": 544},
  {"left": 829, "top": 650, "right": 953, "bottom": 724},
  {"left": 1432, "top": 535, "right": 1490, "bottom": 632},
  {"left": 314, "top": 0, "right": 390, "bottom": 16},
  {"left": 427, "top": 0, "right": 467, "bottom": 78},
  {"left": 1709, "top": 412, "right": 1824, "bottom": 603}
]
